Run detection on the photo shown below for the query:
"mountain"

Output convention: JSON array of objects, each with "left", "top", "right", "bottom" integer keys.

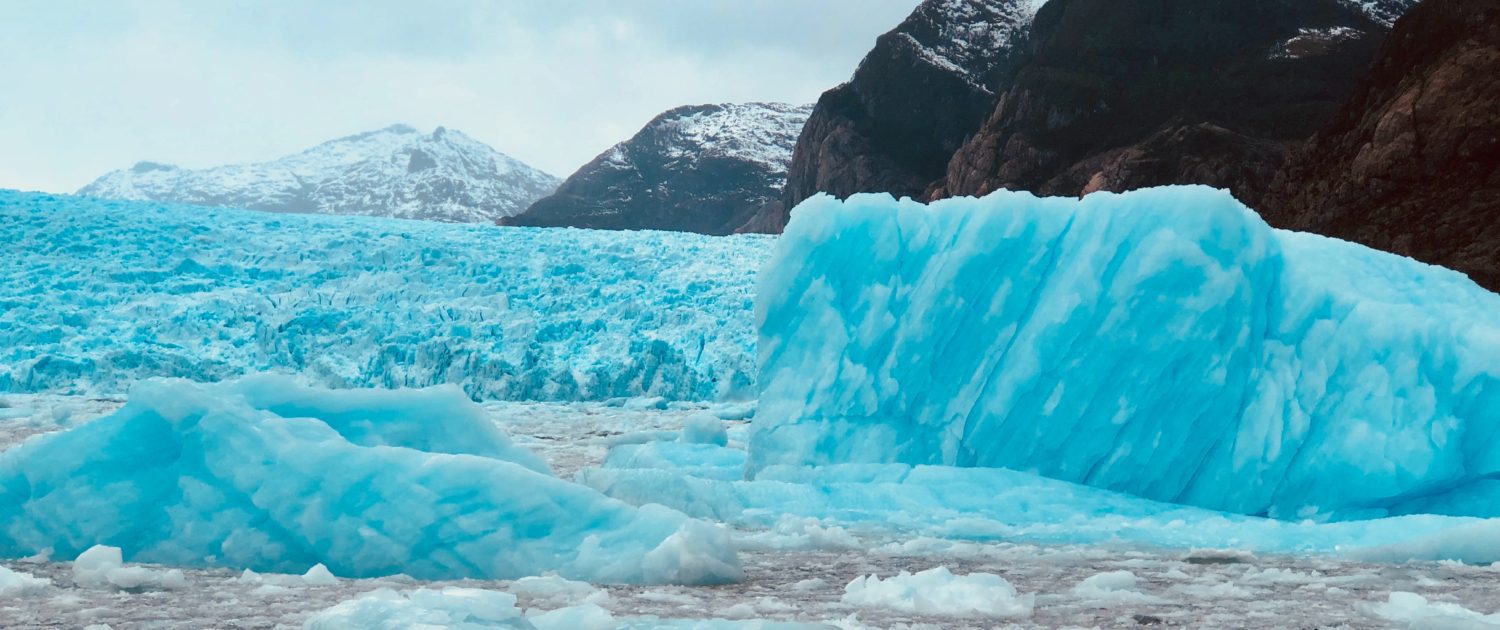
[
  {"left": 755, "top": 0, "right": 1048, "bottom": 231},
  {"left": 78, "top": 125, "right": 559, "bottom": 223},
  {"left": 1262, "top": 0, "right": 1500, "bottom": 292},
  {"left": 932, "top": 0, "right": 1410, "bottom": 208},
  {"left": 502, "top": 103, "right": 810, "bottom": 236}
]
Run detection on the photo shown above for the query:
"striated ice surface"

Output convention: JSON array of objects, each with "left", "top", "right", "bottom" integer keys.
[
  {"left": 0, "top": 191, "right": 769, "bottom": 401},
  {"left": 0, "top": 376, "right": 741, "bottom": 584},
  {"left": 751, "top": 187, "right": 1500, "bottom": 520}
]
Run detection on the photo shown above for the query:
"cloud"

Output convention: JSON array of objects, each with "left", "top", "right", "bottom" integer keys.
[{"left": 0, "top": 0, "right": 918, "bottom": 192}]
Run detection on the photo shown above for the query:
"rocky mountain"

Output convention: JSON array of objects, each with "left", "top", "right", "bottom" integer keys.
[
  {"left": 1262, "top": 0, "right": 1499, "bottom": 291},
  {"left": 756, "top": 0, "right": 1048, "bottom": 231},
  {"left": 932, "top": 0, "right": 1407, "bottom": 208},
  {"left": 503, "top": 103, "right": 810, "bottom": 236},
  {"left": 79, "top": 125, "right": 559, "bottom": 223}
]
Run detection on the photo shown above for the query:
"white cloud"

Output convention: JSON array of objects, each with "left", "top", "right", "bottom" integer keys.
[{"left": 0, "top": 0, "right": 918, "bottom": 192}]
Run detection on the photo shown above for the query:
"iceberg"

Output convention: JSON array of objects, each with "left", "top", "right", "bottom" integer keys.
[
  {"left": 750, "top": 187, "right": 1500, "bottom": 520},
  {"left": 0, "top": 191, "right": 769, "bottom": 402},
  {"left": 0, "top": 376, "right": 741, "bottom": 584}
]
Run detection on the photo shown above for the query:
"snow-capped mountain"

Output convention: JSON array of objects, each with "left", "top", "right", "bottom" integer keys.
[
  {"left": 504, "top": 103, "right": 811, "bottom": 235},
  {"left": 761, "top": 0, "right": 1047, "bottom": 231},
  {"left": 78, "top": 125, "right": 559, "bottom": 223}
]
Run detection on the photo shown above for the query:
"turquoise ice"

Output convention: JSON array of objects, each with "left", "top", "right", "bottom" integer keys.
[
  {"left": 750, "top": 187, "right": 1500, "bottom": 521},
  {"left": 0, "top": 376, "right": 742, "bottom": 584},
  {"left": 0, "top": 191, "right": 769, "bottom": 402}
]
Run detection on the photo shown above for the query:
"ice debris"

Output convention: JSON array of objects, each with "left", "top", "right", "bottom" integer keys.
[
  {"left": 72, "top": 545, "right": 186, "bottom": 591},
  {"left": 840, "top": 566, "right": 1033, "bottom": 618},
  {"left": 0, "top": 564, "right": 49, "bottom": 596},
  {"left": 752, "top": 186, "right": 1500, "bottom": 520},
  {"left": 0, "top": 376, "right": 741, "bottom": 584}
]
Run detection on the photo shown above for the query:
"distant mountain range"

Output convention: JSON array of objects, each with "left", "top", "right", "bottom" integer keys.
[
  {"left": 503, "top": 103, "right": 810, "bottom": 235},
  {"left": 79, "top": 125, "right": 559, "bottom": 223}
]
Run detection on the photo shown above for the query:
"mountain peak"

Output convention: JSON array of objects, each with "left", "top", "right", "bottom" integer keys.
[{"left": 80, "top": 126, "right": 559, "bottom": 223}]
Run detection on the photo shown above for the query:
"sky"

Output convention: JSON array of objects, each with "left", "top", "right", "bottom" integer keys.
[{"left": 0, "top": 0, "right": 919, "bottom": 193}]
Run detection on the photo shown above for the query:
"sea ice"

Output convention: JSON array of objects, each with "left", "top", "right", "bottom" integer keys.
[
  {"left": 840, "top": 566, "right": 1033, "bottom": 618},
  {"left": 0, "top": 564, "right": 49, "bottom": 596},
  {"left": 752, "top": 186, "right": 1500, "bottom": 520},
  {"left": 1372, "top": 591, "right": 1500, "bottom": 629},
  {"left": 72, "top": 545, "right": 186, "bottom": 591},
  {"left": 0, "top": 376, "right": 740, "bottom": 584}
]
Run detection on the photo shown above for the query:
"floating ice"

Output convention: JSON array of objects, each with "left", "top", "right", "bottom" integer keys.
[
  {"left": 679, "top": 413, "right": 729, "bottom": 447},
  {"left": 1371, "top": 592, "right": 1500, "bottom": 629},
  {"left": 0, "top": 191, "right": 769, "bottom": 402},
  {"left": 0, "top": 564, "right": 49, "bottom": 596},
  {"left": 752, "top": 187, "right": 1500, "bottom": 520},
  {"left": 841, "top": 566, "right": 1033, "bottom": 618},
  {"left": 72, "top": 545, "right": 187, "bottom": 591},
  {"left": 305, "top": 587, "right": 535, "bottom": 629},
  {"left": 0, "top": 376, "right": 741, "bottom": 584}
]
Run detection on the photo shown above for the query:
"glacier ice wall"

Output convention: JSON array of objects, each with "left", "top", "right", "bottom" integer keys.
[
  {"left": 0, "top": 376, "right": 742, "bottom": 584},
  {"left": 750, "top": 186, "right": 1500, "bottom": 520},
  {"left": 0, "top": 191, "right": 770, "bottom": 401}
]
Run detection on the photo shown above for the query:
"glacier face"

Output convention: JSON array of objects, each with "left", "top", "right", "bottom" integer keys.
[
  {"left": 0, "top": 376, "right": 742, "bottom": 584},
  {"left": 0, "top": 191, "right": 769, "bottom": 401},
  {"left": 77, "top": 125, "right": 560, "bottom": 224},
  {"left": 750, "top": 187, "right": 1500, "bottom": 520}
]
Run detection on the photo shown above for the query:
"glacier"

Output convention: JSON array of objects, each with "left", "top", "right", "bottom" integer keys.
[
  {"left": 750, "top": 186, "right": 1500, "bottom": 521},
  {"left": 0, "top": 375, "right": 742, "bottom": 584},
  {"left": 0, "top": 191, "right": 770, "bottom": 401}
]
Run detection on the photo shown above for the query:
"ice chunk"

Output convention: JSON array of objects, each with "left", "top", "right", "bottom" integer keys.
[
  {"left": 752, "top": 187, "right": 1500, "bottom": 520},
  {"left": 582, "top": 460, "right": 1500, "bottom": 564},
  {"left": 0, "top": 377, "right": 741, "bottom": 584},
  {"left": 1072, "top": 570, "right": 1168, "bottom": 605},
  {"left": 1372, "top": 592, "right": 1500, "bottom": 628},
  {"left": 302, "top": 563, "right": 339, "bottom": 587},
  {"left": 304, "top": 587, "right": 535, "bottom": 629},
  {"left": 0, "top": 564, "right": 49, "bottom": 596},
  {"left": 679, "top": 413, "right": 729, "bottom": 446},
  {"left": 841, "top": 566, "right": 1033, "bottom": 618},
  {"left": 528, "top": 603, "right": 616, "bottom": 630},
  {"left": 72, "top": 545, "right": 186, "bottom": 591}
]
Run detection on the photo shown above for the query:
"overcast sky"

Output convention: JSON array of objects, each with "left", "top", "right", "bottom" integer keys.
[{"left": 0, "top": 0, "right": 918, "bottom": 193}]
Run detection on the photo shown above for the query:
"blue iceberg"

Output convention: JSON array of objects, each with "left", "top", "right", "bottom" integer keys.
[
  {"left": 750, "top": 187, "right": 1500, "bottom": 520},
  {"left": 0, "top": 376, "right": 742, "bottom": 584}
]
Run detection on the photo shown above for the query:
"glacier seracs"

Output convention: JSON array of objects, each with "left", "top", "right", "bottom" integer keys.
[
  {"left": 750, "top": 186, "right": 1500, "bottom": 520},
  {"left": 0, "top": 191, "right": 769, "bottom": 402},
  {"left": 0, "top": 376, "right": 741, "bottom": 584}
]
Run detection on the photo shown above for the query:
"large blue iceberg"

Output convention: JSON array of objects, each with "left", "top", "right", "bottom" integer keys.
[
  {"left": 750, "top": 187, "right": 1500, "bottom": 520},
  {"left": 0, "top": 376, "right": 742, "bottom": 584}
]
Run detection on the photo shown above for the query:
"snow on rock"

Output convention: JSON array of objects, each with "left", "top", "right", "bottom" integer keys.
[
  {"left": 0, "top": 564, "right": 49, "bottom": 596},
  {"left": 79, "top": 124, "right": 560, "bottom": 224},
  {"left": 0, "top": 376, "right": 742, "bottom": 584},
  {"left": 72, "top": 545, "right": 187, "bottom": 591},
  {"left": 1371, "top": 591, "right": 1500, "bottom": 628},
  {"left": 305, "top": 587, "right": 535, "bottom": 629},
  {"left": 0, "top": 191, "right": 768, "bottom": 402},
  {"left": 840, "top": 566, "right": 1033, "bottom": 618},
  {"left": 751, "top": 186, "right": 1500, "bottom": 520}
]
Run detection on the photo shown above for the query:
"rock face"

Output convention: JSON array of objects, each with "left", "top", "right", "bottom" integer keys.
[
  {"left": 79, "top": 125, "right": 559, "bottom": 223},
  {"left": 1262, "top": 0, "right": 1500, "bottom": 292},
  {"left": 934, "top": 0, "right": 1400, "bottom": 208},
  {"left": 504, "top": 103, "right": 809, "bottom": 236},
  {"left": 768, "top": 0, "right": 1048, "bottom": 225}
]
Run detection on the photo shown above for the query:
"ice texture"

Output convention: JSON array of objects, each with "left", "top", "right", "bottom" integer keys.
[
  {"left": 751, "top": 187, "right": 1500, "bottom": 520},
  {"left": 0, "top": 564, "right": 49, "bottom": 596},
  {"left": 0, "top": 376, "right": 741, "bottom": 584},
  {"left": 841, "top": 566, "right": 1033, "bottom": 618},
  {"left": 0, "top": 191, "right": 769, "bottom": 402},
  {"left": 304, "top": 587, "right": 536, "bottom": 629}
]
